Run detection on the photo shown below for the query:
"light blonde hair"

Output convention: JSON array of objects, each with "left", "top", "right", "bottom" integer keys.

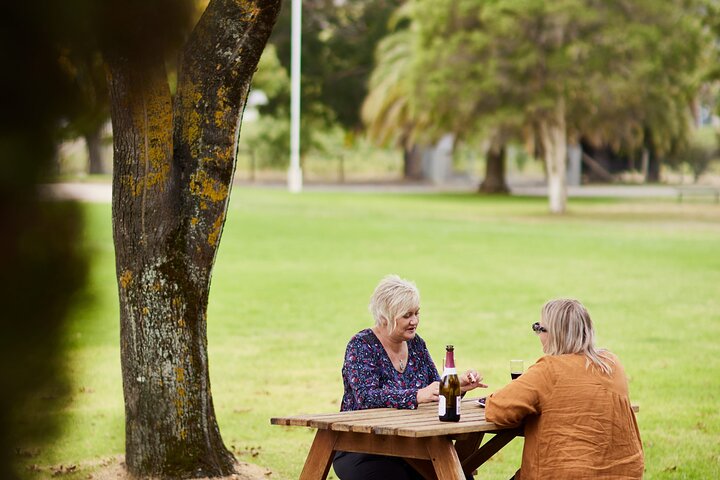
[
  {"left": 541, "top": 299, "right": 614, "bottom": 375},
  {"left": 369, "top": 275, "right": 420, "bottom": 334}
]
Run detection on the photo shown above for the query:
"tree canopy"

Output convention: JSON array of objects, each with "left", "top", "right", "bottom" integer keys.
[{"left": 405, "top": 0, "right": 708, "bottom": 211}]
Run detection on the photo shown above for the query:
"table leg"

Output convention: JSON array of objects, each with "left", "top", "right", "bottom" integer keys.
[
  {"left": 454, "top": 433, "right": 484, "bottom": 477},
  {"left": 405, "top": 458, "right": 438, "bottom": 480},
  {"left": 461, "top": 429, "right": 522, "bottom": 473},
  {"left": 425, "top": 436, "right": 466, "bottom": 480},
  {"left": 299, "top": 430, "right": 338, "bottom": 480}
]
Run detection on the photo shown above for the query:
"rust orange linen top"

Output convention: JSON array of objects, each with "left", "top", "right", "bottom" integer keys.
[{"left": 485, "top": 353, "right": 643, "bottom": 480}]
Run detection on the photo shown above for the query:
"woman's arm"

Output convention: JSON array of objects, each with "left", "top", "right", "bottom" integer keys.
[
  {"left": 485, "top": 357, "right": 554, "bottom": 427},
  {"left": 460, "top": 369, "right": 488, "bottom": 392}
]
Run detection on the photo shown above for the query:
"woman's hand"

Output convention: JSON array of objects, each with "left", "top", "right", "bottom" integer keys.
[
  {"left": 460, "top": 369, "right": 488, "bottom": 392},
  {"left": 416, "top": 381, "right": 439, "bottom": 403}
]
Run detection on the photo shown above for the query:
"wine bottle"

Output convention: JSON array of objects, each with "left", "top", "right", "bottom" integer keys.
[{"left": 438, "top": 345, "right": 461, "bottom": 422}]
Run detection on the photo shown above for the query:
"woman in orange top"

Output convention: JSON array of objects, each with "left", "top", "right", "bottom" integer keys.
[{"left": 485, "top": 299, "right": 644, "bottom": 479}]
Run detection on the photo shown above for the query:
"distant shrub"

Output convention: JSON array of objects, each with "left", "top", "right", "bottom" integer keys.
[{"left": 667, "top": 127, "right": 718, "bottom": 182}]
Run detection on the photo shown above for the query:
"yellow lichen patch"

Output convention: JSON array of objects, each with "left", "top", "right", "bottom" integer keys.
[
  {"left": 142, "top": 307, "right": 149, "bottom": 316},
  {"left": 187, "top": 109, "right": 203, "bottom": 159},
  {"left": 207, "top": 213, "right": 225, "bottom": 247},
  {"left": 190, "top": 217, "right": 199, "bottom": 226},
  {"left": 214, "top": 85, "right": 231, "bottom": 129},
  {"left": 178, "top": 317, "right": 186, "bottom": 328},
  {"left": 175, "top": 367, "right": 185, "bottom": 383},
  {"left": 214, "top": 109, "right": 226, "bottom": 128},
  {"left": 140, "top": 169, "right": 171, "bottom": 195},
  {"left": 120, "top": 162, "right": 170, "bottom": 199},
  {"left": 179, "top": 429, "right": 187, "bottom": 440},
  {"left": 128, "top": 79, "right": 173, "bottom": 191},
  {"left": 120, "top": 174, "right": 136, "bottom": 192},
  {"left": 236, "top": 0, "right": 261, "bottom": 18},
  {"left": 212, "top": 144, "right": 234, "bottom": 166},
  {"left": 179, "top": 81, "right": 204, "bottom": 158},
  {"left": 172, "top": 297, "right": 183, "bottom": 310},
  {"left": 175, "top": 397, "right": 184, "bottom": 417},
  {"left": 189, "top": 170, "right": 228, "bottom": 203},
  {"left": 119, "top": 270, "right": 133, "bottom": 289}
]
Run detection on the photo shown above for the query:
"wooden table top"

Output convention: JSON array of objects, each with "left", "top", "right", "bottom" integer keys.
[
  {"left": 273, "top": 398, "right": 513, "bottom": 438},
  {"left": 271, "top": 398, "right": 640, "bottom": 439}
]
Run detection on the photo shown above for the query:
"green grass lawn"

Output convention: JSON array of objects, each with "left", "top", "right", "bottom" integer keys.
[{"left": 23, "top": 189, "right": 720, "bottom": 479}]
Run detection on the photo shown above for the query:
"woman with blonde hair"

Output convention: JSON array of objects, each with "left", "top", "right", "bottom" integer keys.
[
  {"left": 485, "top": 299, "right": 643, "bottom": 479},
  {"left": 333, "top": 274, "right": 485, "bottom": 480}
]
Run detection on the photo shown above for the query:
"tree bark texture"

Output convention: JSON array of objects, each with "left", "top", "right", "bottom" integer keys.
[
  {"left": 479, "top": 140, "right": 509, "bottom": 194},
  {"left": 105, "top": 1, "right": 281, "bottom": 477},
  {"left": 538, "top": 101, "right": 568, "bottom": 214}
]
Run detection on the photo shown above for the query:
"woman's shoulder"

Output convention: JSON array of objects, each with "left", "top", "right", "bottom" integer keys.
[
  {"left": 531, "top": 354, "right": 575, "bottom": 374},
  {"left": 347, "top": 328, "right": 378, "bottom": 347},
  {"left": 544, "top": 351, "right": 625, "bottom": 377}
]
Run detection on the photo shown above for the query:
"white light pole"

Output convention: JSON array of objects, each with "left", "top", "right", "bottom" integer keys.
[{"left": 288, "top": 0, "right": 303, "bottom": 192}]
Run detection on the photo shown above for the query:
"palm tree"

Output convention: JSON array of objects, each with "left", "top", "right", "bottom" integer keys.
[{"left": 361, "top": 6, "right": 431, "bottom": 179}]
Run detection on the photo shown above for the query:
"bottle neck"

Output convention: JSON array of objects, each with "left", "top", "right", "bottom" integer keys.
[
  {"left": 444, "top": 349, "right": 456, "bottom": 374},
  {"left": 445, "top": 349, "right": 455, "bottom": 368}
]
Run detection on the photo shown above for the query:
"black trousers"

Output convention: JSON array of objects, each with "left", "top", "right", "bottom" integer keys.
[
  {"left": 333, "top": 451, "right": 475, "bottom": 480},
  {"left": 333, "top": 451, "right": 425, "bottom": 480}
]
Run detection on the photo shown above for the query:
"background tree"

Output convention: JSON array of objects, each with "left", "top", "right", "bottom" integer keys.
[
  {"left": 58, "top": 50, "right": 111, "bottom": 174},
  {"left": 101, "top": 0, "right": 281, "bottom": 477},
  {"left": 268, "top": 0, "right": 402, "bottom": 132},
  {"left": 361, "top": 6, "right": 433, "bottom": 179},
  {"left": 411, "top": 0, "right": 705, "bottom": 212}
]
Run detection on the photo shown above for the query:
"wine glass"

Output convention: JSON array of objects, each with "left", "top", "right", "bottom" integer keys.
[{"left": 510, "top": 359, "right": 524, "bottom": 380}]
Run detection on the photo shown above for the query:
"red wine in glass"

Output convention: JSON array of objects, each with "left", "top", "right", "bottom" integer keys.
[{"left": 510, "top": 359, "right": 524, "bottom": 380}]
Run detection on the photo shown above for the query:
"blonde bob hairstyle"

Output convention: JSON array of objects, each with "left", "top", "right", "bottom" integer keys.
[
  {"left": 541, "top": 299, "right": 614, "bottom": 375},
  {"left": 369, "top": 275, "right": 420, "bottom": 334}
]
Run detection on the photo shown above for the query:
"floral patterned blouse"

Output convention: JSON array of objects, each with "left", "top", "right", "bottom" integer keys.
[{"left": 340, "top": 328, "right": 441, "bottom": 411}]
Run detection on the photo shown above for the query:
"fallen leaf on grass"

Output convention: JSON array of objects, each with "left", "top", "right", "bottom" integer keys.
[
  {"left": 51, "top": 464, "right": 78, "bottom": 476},
  {"left": 232, "top": 445, "right": 262, "bottom": 458}
]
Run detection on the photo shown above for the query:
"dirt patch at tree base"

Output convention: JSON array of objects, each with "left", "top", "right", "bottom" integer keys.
[{"left": 46, "top": 456, "right": 274, "bottom": 479}]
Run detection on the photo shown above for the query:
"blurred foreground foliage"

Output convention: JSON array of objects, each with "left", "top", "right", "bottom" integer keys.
[{"left": 0, "top": 1, "right": 194, "bottom": 478}]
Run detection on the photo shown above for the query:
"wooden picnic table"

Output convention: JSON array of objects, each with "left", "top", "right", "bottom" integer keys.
[{"left": 271, "top": 398, "right": 640, "bottom": 480}]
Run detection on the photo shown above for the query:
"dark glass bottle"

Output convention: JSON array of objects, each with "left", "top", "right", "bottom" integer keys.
[{"left": 438, "top": 345, "right": 461, "bottom": 422}]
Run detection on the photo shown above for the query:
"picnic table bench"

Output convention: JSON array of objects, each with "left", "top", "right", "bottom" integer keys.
[{"left": 271, "top": 398, "right": 639, "bottom": 480}]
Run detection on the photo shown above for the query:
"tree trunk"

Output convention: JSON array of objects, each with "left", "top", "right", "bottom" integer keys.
[
  {"left": 403, "top": 144, "right": 424, "bottom": 180},
  {"left": 642, "top": 129, "right": 661, "bottom": 183},
  {"left": 479, "top": 140, "right": 508, "bottom": 193},
  {"left": 538, "top": 101, "right": 568, "bottom": 214},
  {"left": 646, "top": 152, "right": 661, "bottom": 183},
  {"left": 105, "top": 1, "right": 281, "bottom": 477},
  {"left": 85, "top": 126, "right": 106, "bottom": 174}
]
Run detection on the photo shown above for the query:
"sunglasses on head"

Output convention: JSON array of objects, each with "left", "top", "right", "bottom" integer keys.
[{"left": 532, "top": 322, "right": 547, "bottom": 334}]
